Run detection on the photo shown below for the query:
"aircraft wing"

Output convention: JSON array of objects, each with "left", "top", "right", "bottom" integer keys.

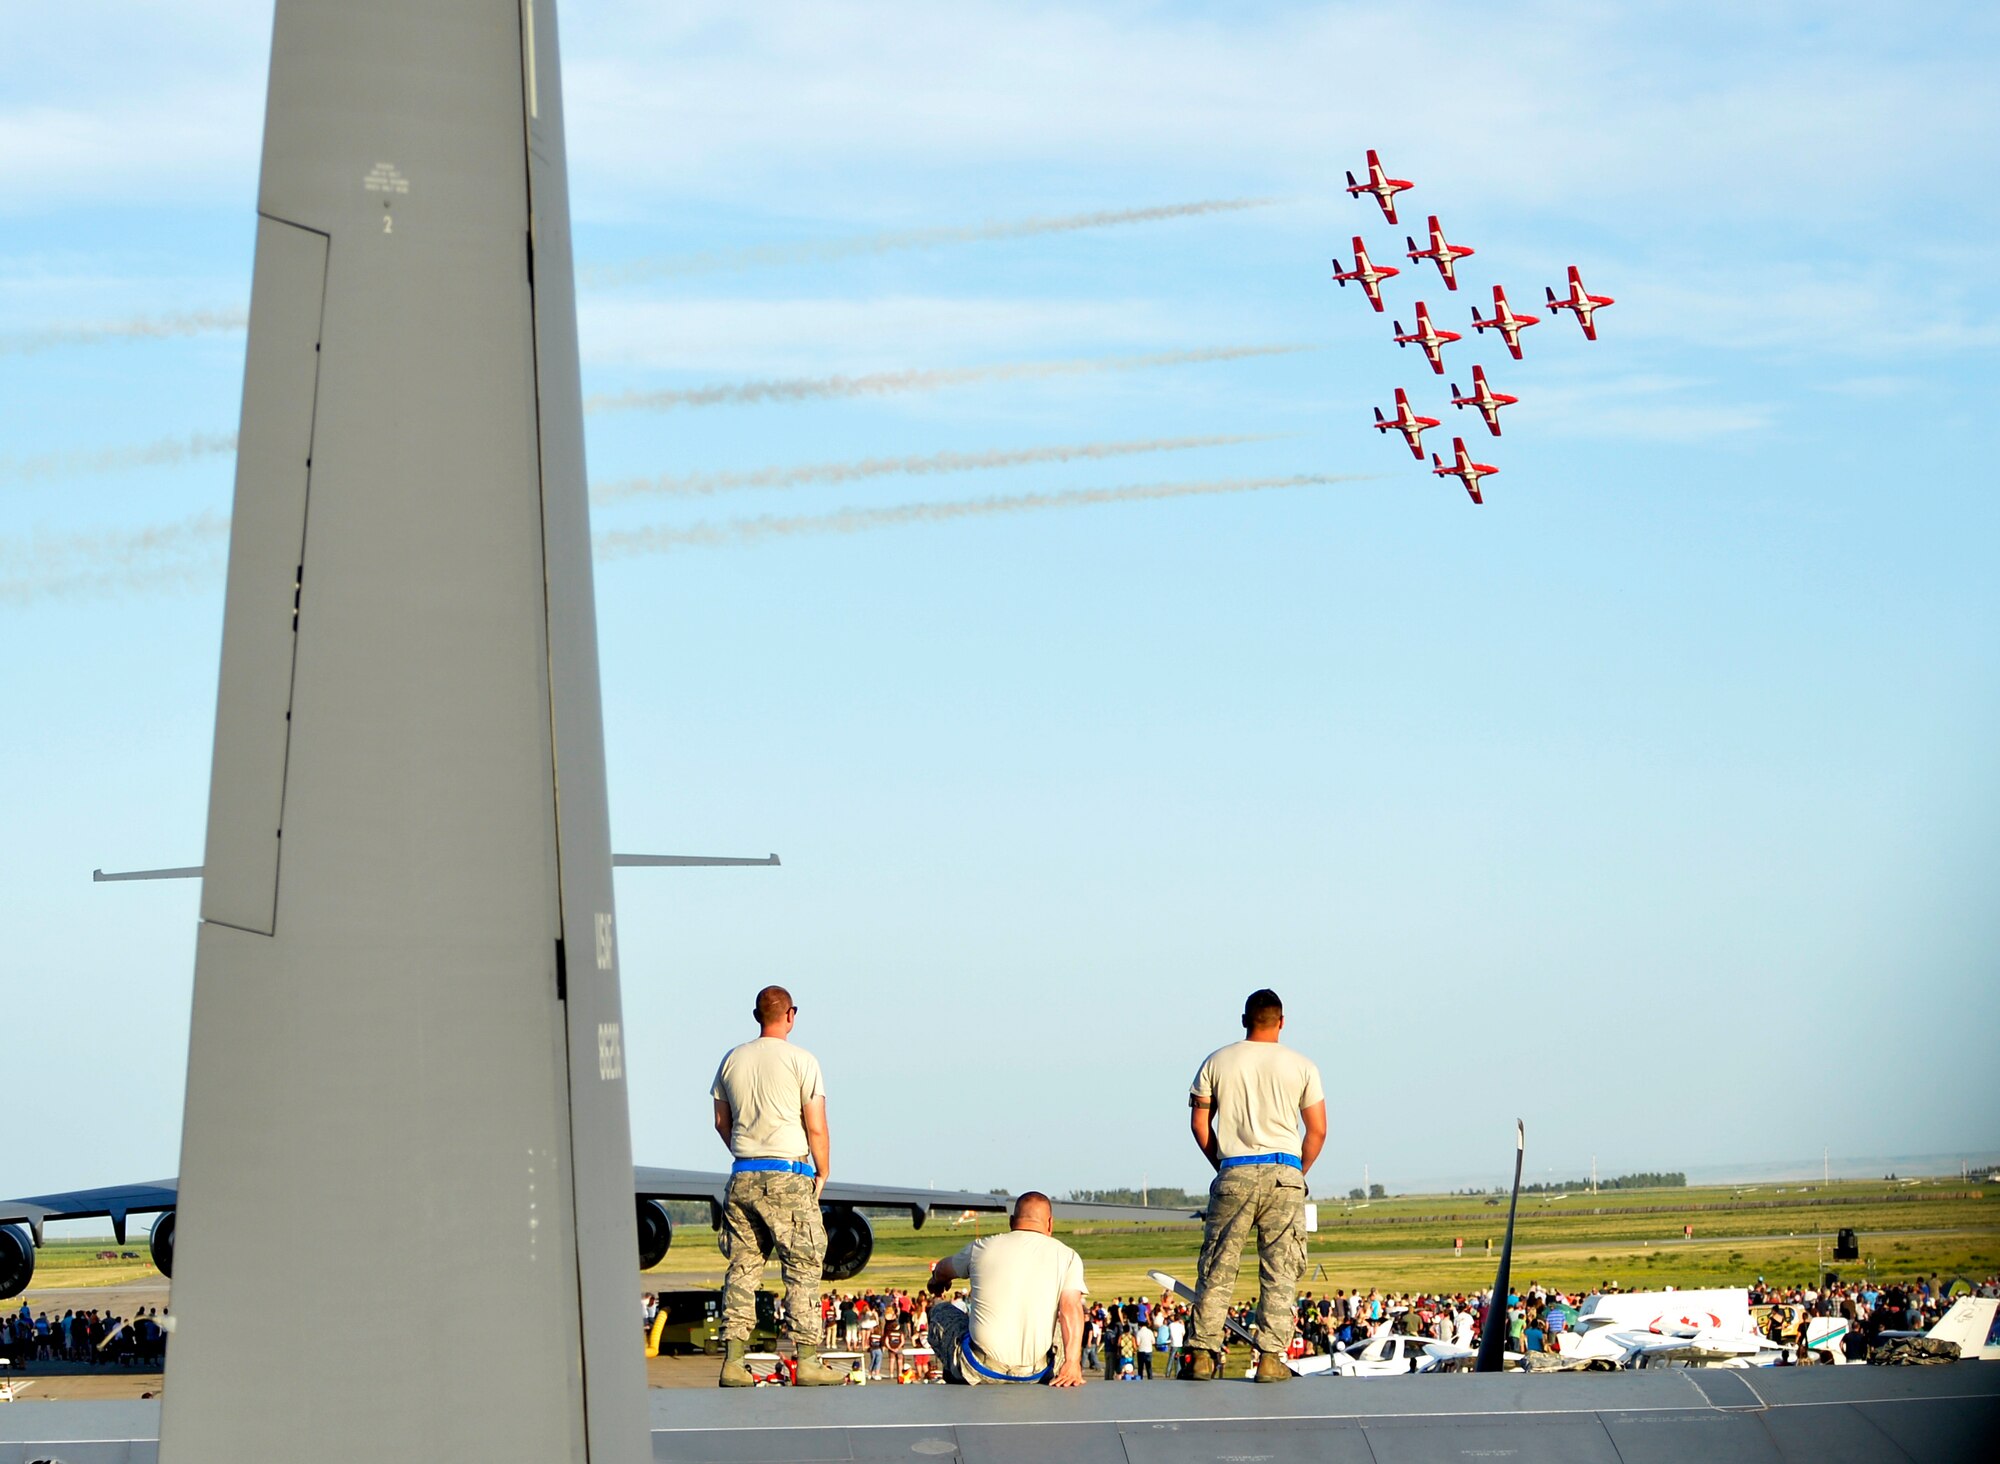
[
  {"left": 632, "top": 1169, "right": 1194, "bottom": 1226},
  {"left": 0, "top": 1180, "right": 179, "bottom": 1244},
  {"left": 3, "top": 1174, "right": 1195, "bottom": 1251},
  {"left": 634, "top": 1166, "right": 1009, "bottom": 1227}
]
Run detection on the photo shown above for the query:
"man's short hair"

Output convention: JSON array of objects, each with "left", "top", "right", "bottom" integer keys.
[
  {"left": 1012, "top": 1191, "right": 1052, "bottom": 1222},
  {"left": 1243, "top": 989, "right": 1284, "bottom": 1029},
  {"left": 754, "top": 985, "right": 794, "bottom": 1024}
]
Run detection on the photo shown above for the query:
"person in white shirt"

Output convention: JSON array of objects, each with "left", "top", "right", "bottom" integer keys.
[
  {"left": 710, "top": 985, "right": 840, "bottom": 1387},
  {"left": 1184, "top": 988, "right": 1326, "bottom": 1383},
  {"left": 925, "top": 1193, "right": 1087, "bottom": 1386}
]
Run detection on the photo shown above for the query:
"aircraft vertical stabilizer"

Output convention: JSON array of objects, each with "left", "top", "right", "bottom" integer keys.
[{"left": 161, "top": 2, "right": 645, "bottom": 1460}]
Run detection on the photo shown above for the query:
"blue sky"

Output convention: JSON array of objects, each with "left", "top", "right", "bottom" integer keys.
[{"left": 3, "top": 1, "right": 1997, "bottom": 1211}]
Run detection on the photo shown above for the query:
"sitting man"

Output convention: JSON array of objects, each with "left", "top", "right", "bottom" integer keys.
[{"left": 925, "top": 1192, "right": 1087, "bottom": 1386}]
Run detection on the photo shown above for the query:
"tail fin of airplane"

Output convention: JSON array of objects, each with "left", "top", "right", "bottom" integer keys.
[
  {"left": 1373, "top": 406, "right": 1386, "bottom": 423},
  {"left": 1449, "top": 383, "right": 1462, "bottom": 400},
  {"left": 1546, "top": 285, "right": 1559, "bottom": 306},
  {"left": 1346, "top": 170, "right": 1359, "bottom": 189},
  {"left": 1406, "top": 235, "right": 1418, "bottom": 253},
  {"left": 1926, "top": 1297, "right": 2000, "bottom": 1361},
  {"left": 1475, "top": 1121, "right": 1526, "bottom": 1372},
  {"left": 1392, "top": 320, "right": 1405, "bottom": 340}
]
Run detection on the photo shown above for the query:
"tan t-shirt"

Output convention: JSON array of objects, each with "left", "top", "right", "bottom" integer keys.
[
  {"left": 948, "top": 1229, "right": 1088, "bottom": 1373},
  {"left": 1189, "top": 1039, "right": 1325, "bottom": 1160},
  {"left": 711, "top": 1037, "right": 824, "bottom": 1160}
]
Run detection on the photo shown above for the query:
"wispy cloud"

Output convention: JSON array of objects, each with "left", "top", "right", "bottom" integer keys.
[
  {"left": 593, "top": 434, "right": 1277, "bottom": 501},
  {"left": 0, "top": 466, "right": 1358, "bottom": 604},
  {"left": 584, "top": 343, "right": 1318, "bottom": 414},
  {"left": 0, "top": 431, "right": 237, "bottom": 487},
  {"left": 584, "top": 197, "right": 1281, "bottom": 285},
  {"left": 0, "top": 308, "right": 246, "bottom": 355},
  {"left": 595, "top": 473, "right": 1366, "bottom": 557},
  {"left": 1512, "top": 374, "right": 1773, "bottom": 442},
  {"left": 0, "top": 512, "right": 229, "bottom": 605}
]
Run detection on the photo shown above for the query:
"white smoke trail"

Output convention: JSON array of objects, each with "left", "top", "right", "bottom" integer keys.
[
  {"left": 0, "top": 309, "right": 247, "bottom": 356},
  {"left": 0, "top": 512, "right": 231, "bottom": 606},
  {"left": 0, "top": 469, "right": 1363, "bottom": 604},
  {"left": 585, "top": 343, "right": 1319, "bottom": 415},
  {"left": 583, "top": 198, "right": 1283, "bottom": 287},
  {"left": 591, "top": 434, "right": 1279, "bottom": 502},
  {"left": 0, "top": 432, "right": 239, "bottom": 487},
  {"left": 595, "top": 473, "right": 1367, "bottom": 559}
]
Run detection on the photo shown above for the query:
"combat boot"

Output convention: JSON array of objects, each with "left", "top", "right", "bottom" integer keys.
[
  {"left": 717, "top": 1338, "right": 755, "bottom": 1387},
  {"left": 792, "top": 1343, "right": 845, "bottom": 1386},
  {"left": 1186, "top": 1348, "right": 1222, "bottom": 1380},
  {"left": 1254, "top": 1350, "right": 1292, "bottom": 1383}
]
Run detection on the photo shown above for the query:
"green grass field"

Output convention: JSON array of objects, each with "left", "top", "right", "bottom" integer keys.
[
  {"left": 644, "top": 1177, "right": 1998, "bottom": 1303},
  {"left": 22, "top": 1178, "right": 1993, "bottom": 1307}
]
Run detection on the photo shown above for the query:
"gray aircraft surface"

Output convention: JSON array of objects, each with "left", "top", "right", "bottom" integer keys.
[{"left": 3, "top": 0, "right": 1989, "bottom": 1460}]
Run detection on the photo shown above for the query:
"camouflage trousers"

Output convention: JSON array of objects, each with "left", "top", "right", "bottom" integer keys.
[
  {"left": 1189, "top": 1163, "right": 1309, "bottom": 1354},
  {"left": 719, "top": 1169, "right": 826, "bottom": 1347}
]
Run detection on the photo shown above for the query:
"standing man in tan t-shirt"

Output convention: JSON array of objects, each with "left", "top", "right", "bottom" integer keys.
[
  {"left": 710, "top": 985, "right": 840, "bottom": 1386},
  {"left": 1184, "top": 988, "right": 1327, "bottom": 1382}
]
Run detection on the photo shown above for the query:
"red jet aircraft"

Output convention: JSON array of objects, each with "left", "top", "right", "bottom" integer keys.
[
  {"left": 1469, "top": 284, "right": 1539, "bottom": 361},
  {"left": 1431, "top": 436, "right": 1498, "bottom": 505},
  {"left": 1448, "top": 365, "right": 1517, "bottom": 437},
  {"left": 1405, "top": 215, "right": 1475, "bottom": 291},
  {"left": 1546, "top": 266, "right": 1615, "bottom": 340},
  {"left": 1391, "top": 301, "right": 1461, "bottom": 375},
  {"left": 1345, "top": 148, "right": 1412, "bottom": 225},
  {"left": 1372, "top": 387, "right": 1441, "bottom": 459},
  {"left": 1331, "top": 236, "right": 1400, "bottom": 312}
]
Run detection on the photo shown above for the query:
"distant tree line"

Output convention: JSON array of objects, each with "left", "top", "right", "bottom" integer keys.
[
  {"left": 1519, "top": 1171, "right": 1686, "bottom": 1194},
  {"left": 1065, "top": 1186, "right": 1205, "bottom": 1209}
]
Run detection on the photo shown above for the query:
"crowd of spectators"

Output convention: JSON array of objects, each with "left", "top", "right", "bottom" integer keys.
[
  {"left": 799, "top": 1271, "right": 1999, "bottom": 1379},
  {"left": 2, "top": 1303, "right": 169, "bottom": 1368}
]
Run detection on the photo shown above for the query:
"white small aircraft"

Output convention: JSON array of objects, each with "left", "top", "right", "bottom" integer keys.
[
  {"left": 1556, "top": 1288, "right": 1788, "bottom": 1368},
  {"left": 1327, "top": 1331, "right": 1477, "bottom": 1376}
]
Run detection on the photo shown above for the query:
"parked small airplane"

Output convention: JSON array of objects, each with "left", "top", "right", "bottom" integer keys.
[
  {"left": 1372, "top": 387, "right": 1441, "bottom": 458},
  {"left": 1556, "top": 1289, "right": 1790, "bottom": 1369},
  {"left": 1345, "top": 148, "right": 1412, "bottom": 224},
  {"left": 1405, "top": 215, "right": 1474, "bottom": 291},
  {"left": 1469, "top": 285, "right": 1539, "bottom": 361},
  {"left": 1391, "top": 301, "right": 1460, "bottom": 375},
  {"left": 1431, "top": 437, "right": 1497, "bottom": 504},
  {"left": 1449, "top": 365, "right": 1517, "bottom": 436},
  {"left": 1330, "top": 1332, "right": 1478, "bottom": 1376},
  {"left": 1331, "top": 235, "right": 1400, "bottom": 311},
  {"left": 1546, "top": 265, "right": 1615, "bottom": 340}
]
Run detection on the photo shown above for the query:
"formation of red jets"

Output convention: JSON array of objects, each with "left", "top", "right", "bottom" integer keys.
[{"left": 1339, "top": 148, "right": 1614, "bottom": 504}]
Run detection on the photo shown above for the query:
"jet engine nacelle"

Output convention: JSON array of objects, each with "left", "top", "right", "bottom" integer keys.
[
  {"left": 636, "top": 1199, "right": 673, "bottom": 1271},
  {"left": 820, "top": 1206, "right": 874, "bottom": 1283},
  {"left": 0, "top": 1224, "right": 34, "bottom": 1299},
  {"left": 150, "top": 1209, "right": 176, "bottom": 1279}
]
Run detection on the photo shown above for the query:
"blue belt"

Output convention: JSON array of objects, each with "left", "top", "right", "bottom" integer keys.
[
  {"left": 959, "top": 1335, "right": 1052, "bottom": 1384},
  {"left": 1218, "top": 1153, "right": 1302, "bottom": 1170},
  {"left": 730, "top": 1158, "right": 817, "bottom": 1176}
]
